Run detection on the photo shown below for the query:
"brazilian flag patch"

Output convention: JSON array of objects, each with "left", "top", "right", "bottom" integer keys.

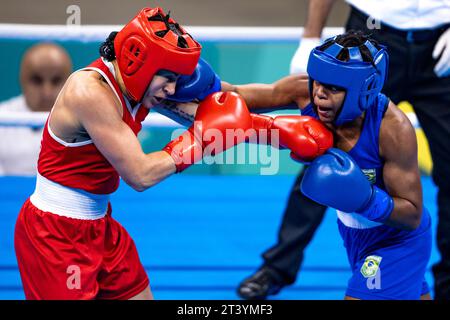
[
  {"left": 360, "top": 255, "right": 382, "bottom": 278},
  {"left": 362, "top": 168, "right": 376, "bottom": 184}
]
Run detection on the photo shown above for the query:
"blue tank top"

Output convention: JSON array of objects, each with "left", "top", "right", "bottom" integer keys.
[
  {"left": 302, "top": 93, "right": 388, "bottom": 190},
  {"left": 302, "top": 94, "right": 431, "bottom": 233}
]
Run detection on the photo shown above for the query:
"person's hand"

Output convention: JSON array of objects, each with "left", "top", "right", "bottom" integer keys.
[
  {"left": 168, "top": 58, "right": 221, "bottom": 102},
  {"left": 433, "top": 28, "right": 450, "bottom": 77},
  {"left": 163, "top": 92, "right": 252, "bottom": 172},
  {"left": 290, "top": 37, "right": 322, "bottom": 74},
  {"left": 301, "top": 148, "right": 394, "bottom": 222}
]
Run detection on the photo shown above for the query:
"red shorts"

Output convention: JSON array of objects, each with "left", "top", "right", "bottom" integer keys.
[{"left": 14, "top": 199, "right": 149, "bottom": 300}]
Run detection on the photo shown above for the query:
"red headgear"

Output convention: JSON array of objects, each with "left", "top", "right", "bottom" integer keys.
[{"left": 114, "top": 7, "right": 201, "bottom": 102}]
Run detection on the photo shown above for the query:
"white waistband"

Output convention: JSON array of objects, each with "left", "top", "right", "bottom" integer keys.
[
  {"left": 337, "top": 210, "right": 382, "bottom": 229},
  {"left": 30, "top": 173, "right": 110, "bottom": 220}
]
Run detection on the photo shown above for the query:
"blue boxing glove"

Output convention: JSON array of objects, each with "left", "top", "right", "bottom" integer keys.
[
  {"left": 300, "top": 148, "right": 394, "bottom": 223},
  {"left": 169, "top": 58, "right": 221, "bottom": 102}
]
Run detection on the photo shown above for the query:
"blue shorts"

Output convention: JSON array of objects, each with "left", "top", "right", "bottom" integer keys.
[{"left": 338, "top": 208, "right": 432, "bottom": 300}]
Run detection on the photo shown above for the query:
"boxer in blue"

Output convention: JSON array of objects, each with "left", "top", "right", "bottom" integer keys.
[
  {"left": 168, "top": 31, "right": 432, "bottom": 300},
  {"left": 298, "top": 32, "right": 432, "bottom": 300}
]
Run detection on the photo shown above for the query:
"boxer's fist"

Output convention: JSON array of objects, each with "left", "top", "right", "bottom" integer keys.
[
  {"left": 300, "top": 148, "right": 393, "bottom": 222},
  {"left": 163, "top": 92, "right": 252, "bottom": 172},
  {"left": 169, "top": 58, "right": 221, "bottom": 102},
  {"left": 301, "top": 148, "right": 372, "bottom": 212},
  {"left": 250, "top": 114, "right": 333, "bottom": 162}
]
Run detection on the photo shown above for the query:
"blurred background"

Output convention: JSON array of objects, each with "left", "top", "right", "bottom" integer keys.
[
  {"left": 0, "top": 0, "right": 349, "bottom": 25},
  {"left": 0, "top": 0, "right": 438, "bottom": 300}
]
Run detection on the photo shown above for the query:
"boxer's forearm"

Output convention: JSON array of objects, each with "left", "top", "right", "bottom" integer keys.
[
  {"left": 220, "top": 81, "right": 235, "bottom": 93},
  {"left": 384, "top": 197, "right": 423, "bottom": 231},
  {"left": 222, "top": 82, "right": 280, "bottom": 110},
  {"left": 125, "top": 151, "right": 176, "bottom": 192},
  {"left": 221, "top": 80, "right": 301, "bottom": 111},
  {"left": 303, "top": 0, "right": 336, "bottom": 38},
  {"left": 153, "top": 101, "right": 199, "bottom": 127}
]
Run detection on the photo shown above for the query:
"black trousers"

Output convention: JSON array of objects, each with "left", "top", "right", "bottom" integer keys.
[{"left": 262, "top": 7, "right": 450, "bottom": 299}]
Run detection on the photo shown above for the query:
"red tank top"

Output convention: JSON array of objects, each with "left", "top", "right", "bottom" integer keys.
[{"left": 37, "top": 58, "right": 149, "bottom": 195}]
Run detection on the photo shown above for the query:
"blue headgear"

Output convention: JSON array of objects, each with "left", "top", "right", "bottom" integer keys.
[{"left": 307, "top": 37, "right": 389, "bottom": 125}]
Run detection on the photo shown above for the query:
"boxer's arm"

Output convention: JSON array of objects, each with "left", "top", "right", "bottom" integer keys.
[
  {"left": 155, "top": 74, "right": 312, "bottom": 124},
  {"left": 221, "top": 74, "right": 311, "bottom": 111},
  {"left": 69, "top": 79, "right": 176, "bottom": 192},
  {"left": 379, "top": 103, "right": 423, "bottom": 230},
  {"left": 152, "top": 100, "right": 198, "bottom": 127}
]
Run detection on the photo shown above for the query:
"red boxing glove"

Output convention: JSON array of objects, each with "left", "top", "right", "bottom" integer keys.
[
  {"left": 250, "top": 114, "right": 333, "bottom": 162},
  {"left": 163, "top": 92, "right": 253, "bottom": 172}
]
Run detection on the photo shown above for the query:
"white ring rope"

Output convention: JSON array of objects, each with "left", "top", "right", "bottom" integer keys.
[
  {"left": 0, "top": 24, "right": 419, "bottom": 129},
  {"left": 0, "top": 112, "right": 183, "bottom": 129},
  {"left": 0, "top": 24, "right": 344, "bottom": 42},
  {"left": 0, "top": 110, "right": 419, "bottom": 129}
]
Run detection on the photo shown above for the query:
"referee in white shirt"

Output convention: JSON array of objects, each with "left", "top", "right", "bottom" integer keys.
[
  {"left": 238, "top": 0, "right": 450, "bottom": 300},
  {"left": 0, "top": 43, "right": 72, "bottom": 176}
]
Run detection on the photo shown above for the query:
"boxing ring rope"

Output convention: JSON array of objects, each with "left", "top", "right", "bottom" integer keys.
[
  {"left": 0, "top": 24, "right": 344, "bottom": 129},
  {"left": 0, "top": 24, "right": 344, "bottom": 42},
  {"left": 0, "top": 109, "right": 419, "bottom": 129},
  {"left": 0, "top": 23, "right": 419, "bottom": 129},
  {"left": 0, "top": 112, "right": 183, "bottom": 129}
]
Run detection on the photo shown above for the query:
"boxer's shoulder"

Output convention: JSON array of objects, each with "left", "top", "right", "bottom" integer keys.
[
  {"left": 379, "top": 101, "right": 417, "bottom": 159},
  {"left": 51, "top": 70, "right": 122, "bottom": 133},
  {"left": 383, "top": 101, "right": 411, "bottom": 126},
  {"left": 63, "top": 71, "right": 118, "bottom": 109}
]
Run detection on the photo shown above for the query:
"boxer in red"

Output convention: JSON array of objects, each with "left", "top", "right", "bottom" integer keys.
[{"left": 14, "top": 7, "right": 332, "bottom": 300}]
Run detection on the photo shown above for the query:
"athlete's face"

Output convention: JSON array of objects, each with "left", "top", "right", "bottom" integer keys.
[
  {"left": 312, "top": 80, "right": 346, "bottom": 124},
  {"left": 141, "top": 72, "right": 179, "bottom": 109}
]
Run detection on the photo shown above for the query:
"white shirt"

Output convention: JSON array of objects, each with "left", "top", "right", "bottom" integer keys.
[
  {"left": 0, "top": 95, "right": 42, "bottom": 176},
  {"left": 347, "top": 0, "right": 450, "bottom": 30}
]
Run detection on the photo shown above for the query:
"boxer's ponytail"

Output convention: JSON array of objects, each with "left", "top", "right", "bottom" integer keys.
[{"left": 99, "top": 31, "right": 118, "bottom": 61}]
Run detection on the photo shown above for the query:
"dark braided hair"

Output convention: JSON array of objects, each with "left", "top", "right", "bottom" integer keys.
[
  {"left": 318, "top": 30, "right": 382, "bottom": 63},
  {"left": 99, "top": 31, "right": 118, "bottom": 61}
]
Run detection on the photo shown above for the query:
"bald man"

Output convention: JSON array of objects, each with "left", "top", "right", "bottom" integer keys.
[{"left": 0, "top": 43, "right": 72, "bottom": 175}]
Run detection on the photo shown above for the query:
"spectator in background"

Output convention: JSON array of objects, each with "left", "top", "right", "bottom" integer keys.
[
  {"left": 0, "top": 43, "right": 72, "bottom": 176},
  {"left": 238, "top": 0, "right": 450, "bottom": 300}
]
